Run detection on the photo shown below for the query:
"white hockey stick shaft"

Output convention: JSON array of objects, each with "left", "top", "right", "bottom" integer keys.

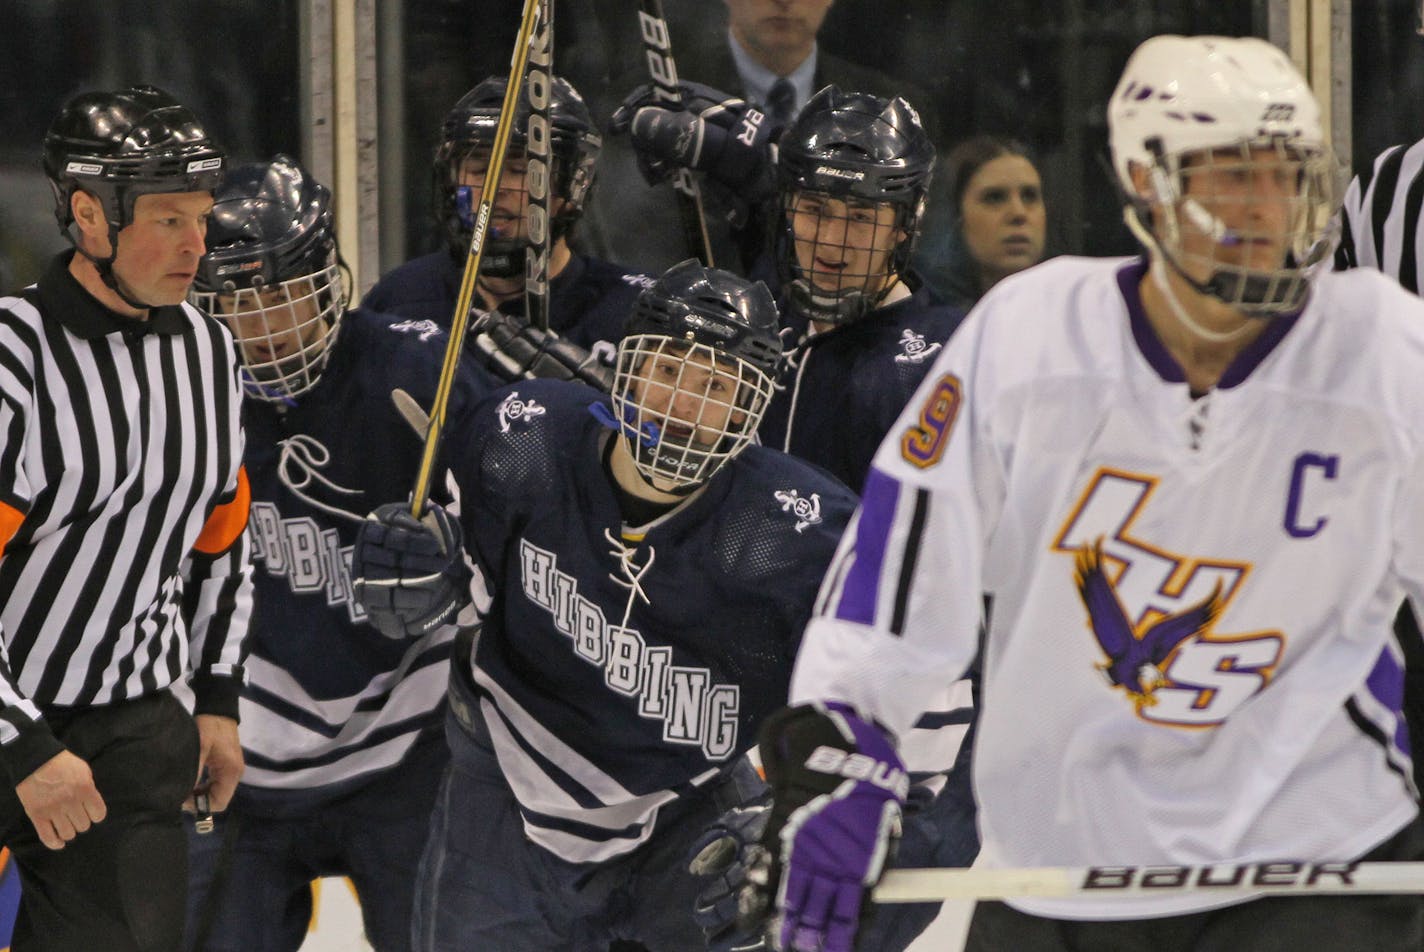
[
  {"left": 873, "top": 861, "right": 1424, "bottom": 904},
  {"left": 636, "top": 0, "right": 715, "bottom": 266}
]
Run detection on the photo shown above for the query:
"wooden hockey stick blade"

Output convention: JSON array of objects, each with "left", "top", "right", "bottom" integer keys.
[
  {"left": 872, "top": 861, "right": 1424, "bottom": 903},
  {"left": 391, "top": 388, "right": 431, "bottom": 440}
]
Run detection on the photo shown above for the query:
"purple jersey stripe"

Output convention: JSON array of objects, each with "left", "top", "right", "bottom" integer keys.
[
  {"left": 1366, "top": 646, "right": 1405, "bottom": 712},
  {"left": 835, "top": 467, "right": 902, "bottom": 624},
  {"left": 1364, "top": 647, "right": 1410, "bottom": 758}
]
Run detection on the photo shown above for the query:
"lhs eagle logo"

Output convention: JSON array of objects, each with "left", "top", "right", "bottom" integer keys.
[
  {"left": 1074, "top": 539, "right": 1223, "bottom": 713},
  {"left": 497, "top": 391, "right": 546, "bottom": 432},
  {"left": 894, "top": 328, "right": 942, "bottom": 364},
  {"left": 1055, "top": 467, "right": 1284, "bottom": 728},
  {"left": 774, "top": 489, "right": 822, "bottom": 533}
]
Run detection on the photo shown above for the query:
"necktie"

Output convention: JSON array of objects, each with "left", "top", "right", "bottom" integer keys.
[{"left": 766, "top": 77, "right": 796, "bottom": 130}]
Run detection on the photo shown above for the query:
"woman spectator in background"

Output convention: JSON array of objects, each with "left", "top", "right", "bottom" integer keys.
[{"left": 932, "top": 135, "right": 1047, "bottom": 309}]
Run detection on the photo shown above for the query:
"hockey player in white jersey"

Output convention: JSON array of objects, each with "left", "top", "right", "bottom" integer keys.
[{"left": 744, "top": 34, "right": 1424, "bottom": 952}]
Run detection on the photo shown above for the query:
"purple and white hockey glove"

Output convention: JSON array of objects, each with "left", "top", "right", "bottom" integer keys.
[
  {"left": 750, "top": 701, "right": 907, "bottom": 952},
  {"left": 351, "top": 502, "right": 471, "bottom": 640},
  {"left": 609, "top": 80, "right": 777, "bottom": 198}
]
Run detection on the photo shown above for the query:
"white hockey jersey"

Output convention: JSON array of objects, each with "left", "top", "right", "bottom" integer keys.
[{"left": 792, "top": 255, "right": 1424, "bottom": 919}]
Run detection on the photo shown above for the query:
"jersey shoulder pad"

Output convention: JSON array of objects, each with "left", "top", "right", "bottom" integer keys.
[
  {"left": 969, "top": 254, "right": 1134, "bottom": 374},
  {"left": 876, "top": 305, "right": 961, "bottom": 374},
  {"left": 464, "top": 379, "right": 605, "bottom": 501},
  {"left": 729, "top": 446, "right": 858, "bottom": 541},
  {"left": 703, "top": 449, "right": 855, "bottom": 590},
  {"left": 1312, "top": 269, "right": 1424, "bottom": 431},
  {"left": 361, "top": 252, "right": 455, "bottom": 320},
  {"left": 473, "top": 378, "right": 603, "bottom": 441},
  {"left": 603, "top": 260, "right": 657, "bottom": 296},
  {"left": 342, "top": 308, "right": 499, "bottom": 417}
]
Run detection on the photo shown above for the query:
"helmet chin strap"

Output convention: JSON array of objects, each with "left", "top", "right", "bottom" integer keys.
[
  {"left": 1149, "top": 257, "right": 1255, "bottom": 344},
  {"left": 76, "top": 224, "right": 160, "bottom": 312},
  {"left": 1125, "top": 203, "right": 1260, "bottom": 343}
]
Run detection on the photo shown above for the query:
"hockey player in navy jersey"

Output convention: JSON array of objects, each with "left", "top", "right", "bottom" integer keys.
[
  {"left": 353, "top": 261, "right": 853, "bottom": 951},
  {"left": 614, "top": 82, "right": 965, "bottom": 494},
  {"left": 180, "top": 156, "right": 493, "bottom": 952},
  {"left": 363, "top": 75, "right": 651, "bottom": 373},
  {"left": 745, "top": 35, "right": 1424, "bottom": 952},
  {"left": 759, "top": 87, "right": 966, "bottom": 494}
]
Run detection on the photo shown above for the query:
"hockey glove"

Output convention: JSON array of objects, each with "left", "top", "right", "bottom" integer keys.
[
  {"left": 609, "top": 80, "right": 777, "bottom": 200},
  {"left": 351, "top": 502, "right": 471, "bottom": 640},
  {"left": 749, "top": 701, "right": 907, "bottom": 952},
  {"left": 688, "top": 758, "right": 775, "bottom": 952},
  {"left": 470, "top": 310, "right": 613, "bottom": 391}
]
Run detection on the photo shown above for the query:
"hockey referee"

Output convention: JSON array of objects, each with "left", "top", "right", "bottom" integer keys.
[{"left": 0, "top": 86, "right": 252, "bottom": 951}]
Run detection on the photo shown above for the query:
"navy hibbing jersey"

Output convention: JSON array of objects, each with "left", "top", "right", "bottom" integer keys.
[
  {"left": 761, "top": 280, "right": 965, "bottom": 493},
  {"left": 444, "top": 379, "right": 856, "bottom": 863},
  {"left": 237, "top": 308, "right": 496, "bottom": 811},
  {"left": 362, "top": 250, "right": 652, "bottom": 352}
]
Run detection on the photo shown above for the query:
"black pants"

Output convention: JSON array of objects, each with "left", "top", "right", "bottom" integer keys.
[
  {"left": 965, "top": 817, "right": 1424, "bottom": 952},
  {"left": 0, "top": 692, "right": 200, "bottom": 952}
]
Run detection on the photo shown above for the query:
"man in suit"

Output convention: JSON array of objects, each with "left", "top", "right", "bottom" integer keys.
[{"left": 581, "top": 0, "right": 936, "bottom": 276}]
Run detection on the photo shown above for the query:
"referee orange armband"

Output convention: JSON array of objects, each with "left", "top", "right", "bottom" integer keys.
[
  {"left": 193, "top": 466, "right": 251, "bottom": 555},
  {"left": 0, "top": 500, "right": 24, "bottom": 560}
]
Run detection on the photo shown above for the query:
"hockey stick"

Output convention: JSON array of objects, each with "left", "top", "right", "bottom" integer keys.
[
  {"left": 523, "top": 0, "right": 553, "bottom": 332},
  {"left": 636, "top": 0, "right": 716, "bottom": 266},
  {"left": 410, "top": 0, "right": 542, "bottom": 514},
  {"left": 872, "top": 861, "right": 1424, "bottom": 904}
]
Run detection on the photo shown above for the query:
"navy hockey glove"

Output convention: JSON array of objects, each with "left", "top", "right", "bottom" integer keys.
[
  {"left": 688, "top": 759, "right": 775, "bottom": 952},
  {"left": 351, "top": 503, "right": 471, "bottom": 639},
  {"left": 609, "top": 81, "right": 777, "bottom": 199},
  {"left": 470, "top": 310, "right": 613, "bottom": 391},
  {"left": 748, "top": 702, "right": 907, "bottom": 952}
]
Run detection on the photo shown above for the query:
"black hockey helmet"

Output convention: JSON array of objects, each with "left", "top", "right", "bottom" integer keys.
[
  {"left": 190, "top": 156, "right": 345, "bottom": 403},
  {"left": 195, "top": 154, "right": 337, "bottom": 293},
  {"left": 43, "top": 85, "right": 226, "bottom": 236},
  {"left": 775, "top": 85, "right": 935, "bottom": 324},
  {"left": 433, "top": 74, "right": 601, "bottom": 270},
  {"left": 611, "top": 261, "right": 782, "bottom": 490},
  {"left": 624, "top": 259, "right": 783, "bottom": 376}
]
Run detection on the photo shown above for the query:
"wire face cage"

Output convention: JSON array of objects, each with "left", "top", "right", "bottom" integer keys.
[
  {"left": 611, "top": 334, "right": 776, "bottom": 489},
  {"left": 1137, "top": 138, "right": 1341, "bottom": 315},
  {"left": 782, "top": 189, "right": 911, "bottom": 325},
  {"left": 192, "top": 255, "right": 345, "bottom": 403}
]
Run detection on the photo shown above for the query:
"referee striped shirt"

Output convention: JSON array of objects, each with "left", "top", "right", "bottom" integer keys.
[
  {"left": 1336, "top": 137, "right": 1424, "bottom": 290},
  {"left": 0, "top": 251, "right": 253, "bottom": 779}
]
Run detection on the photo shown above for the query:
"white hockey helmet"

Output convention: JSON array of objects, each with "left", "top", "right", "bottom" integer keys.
[{"left": 1109, "top": 35, "right": 1340, "bottom": 315}]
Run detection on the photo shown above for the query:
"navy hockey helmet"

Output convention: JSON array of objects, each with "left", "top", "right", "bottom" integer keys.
[
  {"left": 433, "top": 74, "right": 601, "bottom": 274},
  {"left": 190, "top": 155, "right": 345, "bottom": 403},
  {"left": 776, "top": 85, "right": 935, "bottom": 325},
  {"left": 43, "top": 85, "right": 225, "bottom": 303},
  {"left": 612, "top": 260, "right": 782, "bottom": 490}
]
